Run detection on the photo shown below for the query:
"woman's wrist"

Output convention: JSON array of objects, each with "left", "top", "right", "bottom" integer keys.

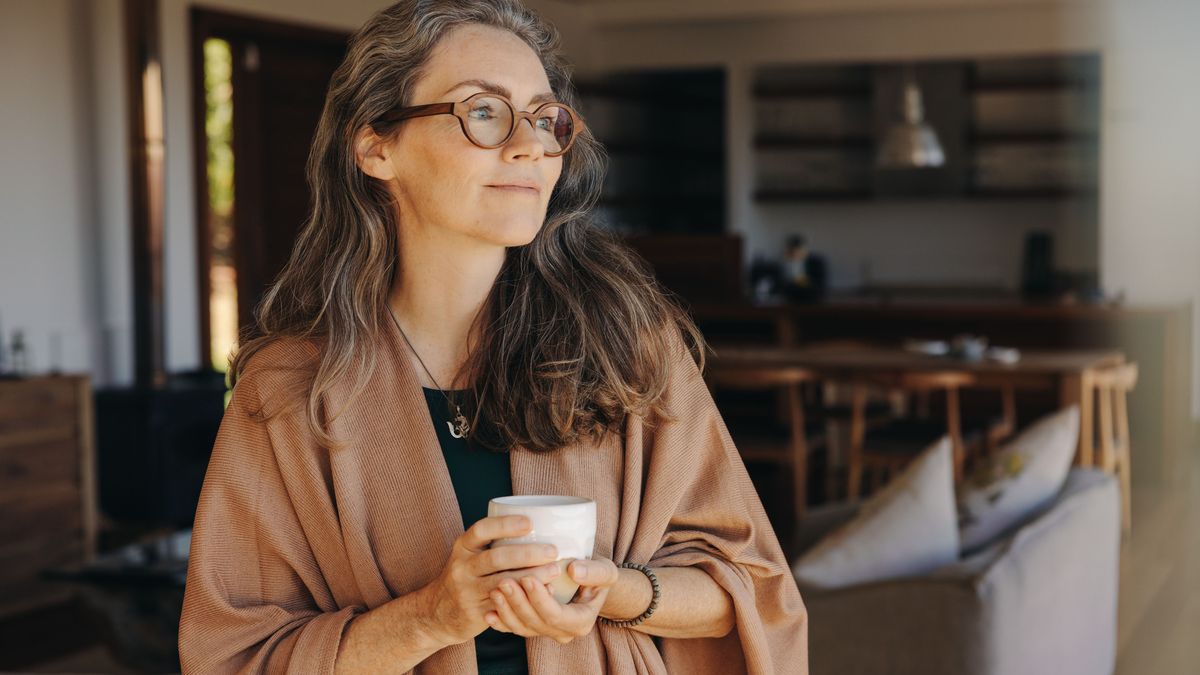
[
  {"left": 334, "top": 584, "right": 449, "bottom": 674},
  {"left": 598, "top": 566, "right": 655, "bottom": 621},
  {"left": 412, "top": 580, "right": 461, "bottom": 650}
]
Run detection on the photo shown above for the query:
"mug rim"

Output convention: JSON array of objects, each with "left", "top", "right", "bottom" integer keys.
[{"left": 490, "top": 495, "right": 593, "bottom": 507}]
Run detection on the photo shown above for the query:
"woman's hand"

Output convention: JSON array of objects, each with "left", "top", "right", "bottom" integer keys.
[
  {"left": 423, "top": 515, "right": 565, "bottom": 646},
  {"left": 484, "top": 557, "right": 621, "bottom": 644}
]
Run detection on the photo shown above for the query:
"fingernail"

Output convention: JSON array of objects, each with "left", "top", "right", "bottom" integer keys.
[
  {"left": 522, "top": 577, "right": 533, "bottom": 589},
  {"left": 502, "top": 583, "right": 514, "bottom": 596},
  {"left": 573, "top": 563, "right": 587, "bottom": 580},
  {"left": 543, "top": 545, "right": 557, "bottom": 557}
]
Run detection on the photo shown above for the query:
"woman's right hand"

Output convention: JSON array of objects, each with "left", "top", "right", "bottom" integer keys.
[{"left": 423, "top": 515, "right": 563, "bottom": 645}]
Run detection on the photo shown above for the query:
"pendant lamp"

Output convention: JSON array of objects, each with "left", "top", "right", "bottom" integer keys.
[{"left": 877, "top": 64, "right": 945, "bottom": 169}]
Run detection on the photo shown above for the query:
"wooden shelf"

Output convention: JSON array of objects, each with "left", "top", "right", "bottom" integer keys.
[
  {"left": 751, "top": 55, "right": 1100, "bottom": 203},
  {"left": 752, "top": 86, "right": 872, "bottom": 99},
  {"left": 968, "top": 80, "right": 1099, "bottom": 93},
  {"left": 755, "top": 137, "right": 873, "bottom": 150},
  {"left": 599, "top": 194, "right": 724, "bottom": 207},
  {"left": 576, "top": 83, "right": 722, "bottom": 105},
  {"left": 969, "top": 131, "right": 1099, "bottom": 144},
  {"left": 750, "top": 188, "right": 1100, "bottom": 203},
  {"left": 0, "top": 376, "right": 97, "bottom": 618},
  {"left": 581, "top": 69, "right": 726, "bottom": 233},
  {"left": 754, "top": 189, "right": 873, "bottom": 202},
  {"left": 965, "top": 186, "right": 1099, "bottom": 199},
  {"left": 603, "top": 142, "right": 723, "bottom": 160}
]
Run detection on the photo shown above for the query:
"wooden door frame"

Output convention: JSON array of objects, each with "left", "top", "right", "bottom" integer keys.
[
  {"left": 188, "top": 7, "right": 347, "bottom": 370},
  {"left": 125, "top": 0, "right": 166, "bottom": 387}
]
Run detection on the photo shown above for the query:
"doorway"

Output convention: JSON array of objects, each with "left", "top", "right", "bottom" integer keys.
[{"left": 191, "top": 9, "right": 348, "bottom": 374}]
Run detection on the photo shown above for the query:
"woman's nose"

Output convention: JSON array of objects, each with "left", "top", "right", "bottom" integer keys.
[{"left": 504, "top": 117, "right": 545, "bottom": 159}]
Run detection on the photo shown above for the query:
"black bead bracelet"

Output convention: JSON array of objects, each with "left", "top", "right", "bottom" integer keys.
[{"left": 597, "top": 562, "right": 660, "bottom": 628}]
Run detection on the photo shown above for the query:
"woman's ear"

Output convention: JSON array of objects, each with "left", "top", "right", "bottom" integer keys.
[{"left": 355, "top": 125, "right": 395, "bottom": 181}]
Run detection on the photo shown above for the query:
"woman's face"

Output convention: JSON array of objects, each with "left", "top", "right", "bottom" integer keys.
[{"left": 366, "top": 23, "right": 565, "bottom": 249}]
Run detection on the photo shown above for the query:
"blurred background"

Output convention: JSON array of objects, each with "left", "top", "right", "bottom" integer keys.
[{"left": 0, "top": 0, "right": 1196, "bottom": 673}]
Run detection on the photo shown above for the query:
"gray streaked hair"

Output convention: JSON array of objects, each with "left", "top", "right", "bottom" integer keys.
[{"left": 229, "top": 0, "right": 706, "bottom": 453}]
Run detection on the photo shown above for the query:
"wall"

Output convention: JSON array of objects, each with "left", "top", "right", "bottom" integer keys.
[
  {"left": 0, "top": 0, "right": 590, "bottom": 387},
  {"left": 591, "top": 2, "right": 1102, "bottom": 287},
  {"left": 1095, "top": 0, "right": 1200, "bottom": 419},
  {"left": 0, "top": 0, "right": 129, "bottom": 382},
  {"left": 586, "top": 0, "right": 1198, "bottom": 418}
]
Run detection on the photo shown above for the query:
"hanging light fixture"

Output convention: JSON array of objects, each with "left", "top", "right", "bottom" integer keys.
[{"left": 877, "top": 64, "right": 945, "bottom": 169}]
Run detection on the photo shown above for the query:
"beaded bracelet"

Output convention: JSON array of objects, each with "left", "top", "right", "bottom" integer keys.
[{"left": 597, "top": 562, "right": 661, "bottom": 628}]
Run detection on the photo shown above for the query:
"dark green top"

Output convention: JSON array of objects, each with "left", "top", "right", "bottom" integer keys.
[{"left": 422, "top": 387, "right": 528, "bottom": 675}]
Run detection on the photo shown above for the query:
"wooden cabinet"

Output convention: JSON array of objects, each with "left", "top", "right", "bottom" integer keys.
[
  {"left": 751, "top": 53, "right": 1100, "bottom": 202},
  {"left": 0, "top": 375, "right": 98, "bottom": 617},
  {"left": 575, "top": 68, "right": 726, "bottom": 234},
  {"left": 966, "top": 55, "right": 1100, "bottom": 197},
  {"left": 752, "top": 63, "right": 876, "bottom": 200}
]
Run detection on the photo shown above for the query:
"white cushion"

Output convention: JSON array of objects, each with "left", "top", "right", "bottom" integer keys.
[
  {"left": 957, "top": 405, "right": 1080, "bottom": 553},
  {"left": 791, "top": 437, "right": 960, "bottom": 590}
]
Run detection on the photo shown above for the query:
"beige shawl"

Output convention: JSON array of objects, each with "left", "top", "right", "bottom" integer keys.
[{"left": 178, "top": 315, "right": 809, "bottom": 673}]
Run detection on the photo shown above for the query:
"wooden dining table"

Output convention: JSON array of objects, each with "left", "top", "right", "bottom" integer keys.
[{"left": 709, "top": 343, "right": 1127, "bottom": 468}]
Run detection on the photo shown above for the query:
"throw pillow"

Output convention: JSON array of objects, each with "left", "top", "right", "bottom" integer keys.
[
  {"left": 957, "top": 405, "right": 1080, "bottom": 554},
  {"left": 791, "top": 436, "right": 960, "bottom": 589}
]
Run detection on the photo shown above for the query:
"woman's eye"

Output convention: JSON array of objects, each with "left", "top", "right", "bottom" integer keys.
[{"left": 469, "top": 106, "right": 495, "bottom": 119}]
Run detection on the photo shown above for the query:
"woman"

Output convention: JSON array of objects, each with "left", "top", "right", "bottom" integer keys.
[{"left": 177, "top": 1, "right": 809, "bottom": 673}]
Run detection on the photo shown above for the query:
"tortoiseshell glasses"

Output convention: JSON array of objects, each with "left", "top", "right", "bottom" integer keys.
[{"left": 371, "top": 91, "right": 585, "bottom": 157}]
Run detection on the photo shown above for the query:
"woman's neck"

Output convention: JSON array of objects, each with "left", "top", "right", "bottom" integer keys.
[{"left": 388, "top": 225, "right": 505, "bottom": 389}]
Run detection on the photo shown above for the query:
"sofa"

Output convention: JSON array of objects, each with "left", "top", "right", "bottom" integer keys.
[{"left": 793, "top": 467, "right": 1121, "bottom": 675}]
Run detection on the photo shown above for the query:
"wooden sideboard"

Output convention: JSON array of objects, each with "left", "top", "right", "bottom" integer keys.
[{"left": 0, "top": 375, "right": 98, "bottom": 617}]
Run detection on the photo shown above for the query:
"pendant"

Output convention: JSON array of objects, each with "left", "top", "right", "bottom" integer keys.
[{"left": 448, "top": 409, "right": 470, "bottom": 439}]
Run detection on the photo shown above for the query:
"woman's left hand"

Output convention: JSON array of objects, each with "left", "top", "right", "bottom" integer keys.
[{"left": 484, "top": 557, "right": 620, "bottom": 644}]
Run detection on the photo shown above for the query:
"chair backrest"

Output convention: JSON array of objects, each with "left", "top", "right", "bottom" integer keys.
[
  {"left": 857, "top": 369, "right": 976, "bottom": 391},
  {"left": 705, "top": 364, "right": 816, "bottom": 389},
  {"left": 1092, "top": 362, "right": 1138, "bottom": 391},
  {"left": 1092, "top": 362, "right": 1137, "bottom": 474},
  {"left": 800, "top": 338, "right": 887, "bottom": 353},
  {"left": 896, "top": 370, "right": 976, "bottom": 391}
]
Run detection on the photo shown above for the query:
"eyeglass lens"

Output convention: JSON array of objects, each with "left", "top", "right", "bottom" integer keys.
[{"left": 465, "top": 95, "right": 575, "bottom": 154}]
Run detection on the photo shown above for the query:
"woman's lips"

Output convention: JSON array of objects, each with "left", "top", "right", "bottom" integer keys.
[{"left": 487, "top": 185, "right": 539, "bottom": 195}]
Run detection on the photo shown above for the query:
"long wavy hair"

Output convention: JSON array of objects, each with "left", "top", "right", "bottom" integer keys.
[{"left": 228, "top": 0, "right": 707, "bottom": 453}]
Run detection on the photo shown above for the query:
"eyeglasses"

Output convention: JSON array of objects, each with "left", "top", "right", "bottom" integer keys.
[{"left": 371, "top": 91, "right": 585, "bottom": 157}]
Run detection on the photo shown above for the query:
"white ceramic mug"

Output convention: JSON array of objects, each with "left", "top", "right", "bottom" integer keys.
[{"left": 487, "top": 495, "right": 596, "bottom": 604}]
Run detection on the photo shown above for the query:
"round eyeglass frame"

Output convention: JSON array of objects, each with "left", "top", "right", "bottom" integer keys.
[{"left": 371, "top": 91, "right": 585, "bottom": 157}]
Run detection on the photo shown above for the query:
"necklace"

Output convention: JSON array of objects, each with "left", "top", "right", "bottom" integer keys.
[{"left": 387, "top": 305, "right": 472, "bottom": 439}]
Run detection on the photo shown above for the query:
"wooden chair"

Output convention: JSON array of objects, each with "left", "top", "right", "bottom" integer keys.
[
  {"left": 796, "top": 339, "right": 903, "bottom": 500},
  {"left": 988, "top": 383, "right": 1018, "bottom": 454},
  {"left": 1093, "top": 362, "right": 1138, "bottom": 536},
  {"left": 961, "top": 382, "right": 1018, "bottom": 458},
  {"left": 845, "top": 370, "right": 977, "bottom": 500},
  {"left": 815, "top": 381, "right": 902, "bottom": 504},
  {"left": 704, "top": 363, "right": 818, "bottom": 525}
]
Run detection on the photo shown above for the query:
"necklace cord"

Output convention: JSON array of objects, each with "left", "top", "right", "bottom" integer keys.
[{"left": 387, "top": 305, "right": 471, "bottom": 437}]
